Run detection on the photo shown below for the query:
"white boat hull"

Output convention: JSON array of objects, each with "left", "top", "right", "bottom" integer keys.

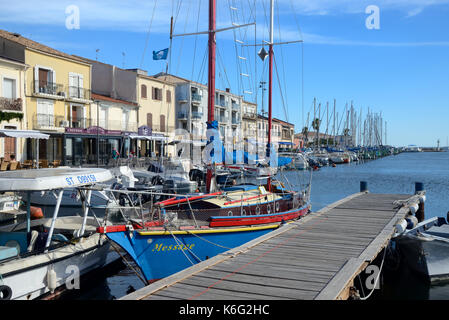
[{"left": 0, "top": 234, "right": 116, "bottom": 300}]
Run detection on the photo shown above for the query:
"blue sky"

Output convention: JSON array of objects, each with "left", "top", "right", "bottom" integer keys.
[{"left": 0, "top": 0, "right": 448, "bottom": 147}]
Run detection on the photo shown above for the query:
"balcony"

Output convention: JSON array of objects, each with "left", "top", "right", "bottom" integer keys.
[
  {"left": 191, "top": 93, "right": 202, "bottom": 103},
  {"left": 68, "top": 86, "right": 91, "bottom": 101},
  {"left": 232, "top": 118, "right": 240, "bottom": 125},
  {"left": 33, "top": 113, "right": 64, "bottom": 130},
  {"left": 33, "top": 81, "right": 65, "bottom": 98},
  {"left": 217, "top": 115, "right": 228, "bottom": 123},
  {"left": 150, "top": 124, "right": 175, "bottom": 133},
  {"left": 0, "top": 97, "right": 23, "bottom": 112},
  {"left": 243, "top": 112, "right": 257, "bottom": 119},
  {"left": 232, "top": 103, "right": 240, "bottom": 111},
  {"left": 177, "top": 111, "right": 188, "bottom": 120},
  {"left": 192, "top": 112, "right": 203, "bottom": 120},
  {"left": 122, "top": 121, "right": 138, "bottom": 133}
]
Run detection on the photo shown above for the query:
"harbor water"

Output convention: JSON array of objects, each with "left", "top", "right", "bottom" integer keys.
[{"left": 62, "top": 151, "right": 449, "bottom": 300}]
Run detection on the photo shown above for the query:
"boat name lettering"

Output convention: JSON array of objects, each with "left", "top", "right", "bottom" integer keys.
[
  {"left": 152, "top": 243, "right": 195, "bottom": 252},
  {"left": 65, "top": 174, "right": 97, "bottom": 186}
]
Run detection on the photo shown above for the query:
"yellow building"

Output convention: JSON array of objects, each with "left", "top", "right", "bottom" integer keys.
[
  {"left": 134, "top": 71, "right": 175, "bottom": 158},
  {"left": 0, "top": 53, "right": 29, "bottom": 161},
  {"left": 0, "top": 30, "right": 92, "bottom": 164}
]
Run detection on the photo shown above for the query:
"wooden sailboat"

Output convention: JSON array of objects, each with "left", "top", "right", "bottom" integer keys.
[{"left": 100, "top": 0, "right": 311, "bottom": 283}]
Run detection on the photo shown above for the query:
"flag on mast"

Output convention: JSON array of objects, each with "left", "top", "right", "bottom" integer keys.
[{"left": 153, "top": 48, "right": 169, "bottom": 60}]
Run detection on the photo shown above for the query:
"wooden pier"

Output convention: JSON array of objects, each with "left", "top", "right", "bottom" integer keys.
[{"left": 122, "top": 191, "right": 422, "bottom": 300}]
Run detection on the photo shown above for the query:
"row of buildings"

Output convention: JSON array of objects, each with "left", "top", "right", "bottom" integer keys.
[{"left": 0, "top": 30, "right": 294, "bottom": 166}]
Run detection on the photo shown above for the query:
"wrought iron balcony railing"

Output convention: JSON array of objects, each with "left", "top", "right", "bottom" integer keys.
[
  {"left": 68, "top": 86, "right": 91, "bottom": 100},
  {"left": 34, "top": 81, "right": 65, "bottom": 97},
  {"left": 0, "top": 97, "right": 23, "bottom": 112}
]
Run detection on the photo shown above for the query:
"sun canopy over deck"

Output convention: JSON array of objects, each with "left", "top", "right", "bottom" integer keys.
[{"left": 0, "top": 168, "right": 113, "bottom": 191}]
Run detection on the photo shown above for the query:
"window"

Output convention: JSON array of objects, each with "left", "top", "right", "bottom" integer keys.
[
  {"left": 35, "top": 66, "right": 56, "bottom": 95},
  {"left": 147, "top": 113, "right": 153, "bottom": 128},
  {"left": 37, "top": 99, "right": 54, "bottom": 127},
  {"left": 122, "top": 109, "right": 130, "bottom": 131},
  {"left": 99, "top": 106, "right": 108, "bottom": 129},
  {"left": 166, "top": 90, "right": 171, "bottom": 103},
  {"left": 141, "top": 85, "right": 147, "bottom": 98},
  {"left": 69, "top": 73, "right": 84, "bottom": 99},
  {"left": 2, "top": 78, "right": 16, "bottom": 99},
  {"left": 160, "top": 115, "right": 165, "bottom": 132},
  {"left": 152, "top": 87, "right": 162, "bottom": 101}
]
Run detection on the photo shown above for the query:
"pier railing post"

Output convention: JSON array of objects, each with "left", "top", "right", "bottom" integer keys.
[
  {"left": 360, "top": 181, "right": 368, "bottom": 193},
  {"left": 414, "top": 182, "right": 425, "bottom": 222}
]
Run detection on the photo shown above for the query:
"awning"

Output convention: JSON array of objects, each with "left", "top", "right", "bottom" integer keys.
[
  {"left": 128, "top": 134, "right": 168, "bottom": 142},
  {"left": 0, "top": 129, "right": 49, "bottom": 139},
  {"left": 168, "top": 139, "right": 206, "bottom": 146}
]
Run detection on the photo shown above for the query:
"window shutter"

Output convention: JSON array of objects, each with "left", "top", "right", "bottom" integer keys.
[
  {"left": 160, "top": 115, "right": 165, "bottom": 132},
  {"left": 147, "top": 113, "right": 152, "bottom": 128}
]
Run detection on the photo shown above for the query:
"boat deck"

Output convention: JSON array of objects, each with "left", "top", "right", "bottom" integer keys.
[{"left": 121, "top": 192, "right": 420, "bottom": 300}]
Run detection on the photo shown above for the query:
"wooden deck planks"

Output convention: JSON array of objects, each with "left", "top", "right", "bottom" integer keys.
[{"left": 122, "top": 192, "right": 421, "bottom": 301}]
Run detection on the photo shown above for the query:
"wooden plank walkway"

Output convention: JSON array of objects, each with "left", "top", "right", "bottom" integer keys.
[{"left": 122, "top": 192, "right": 421, "bottom": 300}]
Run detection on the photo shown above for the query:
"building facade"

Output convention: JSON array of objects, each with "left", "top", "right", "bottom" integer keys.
[
  {"left": 134, "top": 70, "right": 175, "bottom": 158},
  {"left": 0, "top": 51, "right": 28, "bottom": 161},
  {"left": 0, "top": 30, "right": 94, "bottom": 165}
]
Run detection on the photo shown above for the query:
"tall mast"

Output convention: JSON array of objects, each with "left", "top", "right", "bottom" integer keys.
[
  {"left": 206, "top": 0, "right": 216, "bottom": 193},
  {"left": 267, "top": 0, "right": 274, "bottom": 190}
]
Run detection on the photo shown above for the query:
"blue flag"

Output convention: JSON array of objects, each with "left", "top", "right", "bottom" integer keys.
[{"left": 153, "top": 48, "right": 169, "bottom": 60}]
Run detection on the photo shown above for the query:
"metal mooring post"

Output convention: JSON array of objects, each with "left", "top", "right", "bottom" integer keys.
[{"left": 360, "top": 181, "right": 368, "bottom": 193}]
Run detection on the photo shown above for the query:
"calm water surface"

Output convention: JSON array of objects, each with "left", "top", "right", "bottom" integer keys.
[{"left": 66, "top": 151, "right": 449, "bottom": 300}]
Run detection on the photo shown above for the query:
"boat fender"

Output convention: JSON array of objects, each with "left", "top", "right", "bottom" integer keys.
[
  {"left": 406, "top": 216, "right": 418, "bottom": 229},
  {"left": 419, "top": 195, "right": 426, "bottom": 203},
  {"left": 267, "top": 205, "right": 271, "bottom": 214},
  {"left": 30, "top": 206, "right": 44, "bottom": 220},
  {"left": 409, "top": 203, "right": 419, "bottom": 215},
  {"left": 395, "top": 219, "right": 408, "bottom": 234},
  {"left": 0, "top": 285, "right": 12, "bottom": 300},
  {"left": 255, "top": 205, "right": 260, "bottom": 215},
  {"left": 275, "top": 202, "right": 280, "bottom": 212},
  {"left": 47, "top": 268, "right": 57, "bottom": 293}
]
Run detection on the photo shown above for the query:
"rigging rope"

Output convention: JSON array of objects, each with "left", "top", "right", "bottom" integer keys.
[{"left": 140, "top": 0, "right": 159, "bottom": 68}]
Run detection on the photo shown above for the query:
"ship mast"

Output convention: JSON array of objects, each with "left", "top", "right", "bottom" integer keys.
[
  {"left": 206, "top": 0, "right": 216, "bottom": 193},
  {"left": 267, "top": 0, "right": 274, "bottom": 191}
]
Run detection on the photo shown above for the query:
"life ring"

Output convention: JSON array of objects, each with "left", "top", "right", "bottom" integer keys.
[
  {"left": 267, "top": 204, "right": 271, "bottom": 214},
  {"left": 227, "top": 211, "right": 233, "bottom": 216},
  {"left": 255, "top": 205, "right": 261, "bottom": 215},
  {"left": 0, "top": 285, "right": 12, "bottom": 300},
  {"left": 275, "top": 202, "right": 280, "bottom": 212},
  {"left": 242, "top": 209, "right": 246, "bottom": 216}
]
